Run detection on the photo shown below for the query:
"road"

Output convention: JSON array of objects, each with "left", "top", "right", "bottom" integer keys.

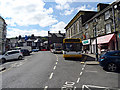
[{"left": 1, "top": 51, "right": 120, "bottom": 89}]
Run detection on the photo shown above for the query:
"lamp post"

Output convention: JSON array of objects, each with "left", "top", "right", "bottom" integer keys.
[{"left": 93, "top": 18, "right": 98, "bottom": 61}]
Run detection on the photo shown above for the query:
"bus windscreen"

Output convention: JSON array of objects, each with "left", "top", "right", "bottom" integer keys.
[{"left": 64, "top": 43, "right": 82, "bottom": 51}]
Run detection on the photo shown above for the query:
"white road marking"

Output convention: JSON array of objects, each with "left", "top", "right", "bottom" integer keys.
[
  {"left": 106, "top": 72, "right": 116, "bottom": 74},
  {"left": 82, "top": 85, "right": 90, "bottom": 90},
  {"left": 80, "top": 72, "right": 83, "bottom": 76},
  {"left": 49, "top": 72, "right": 53, "bottom": 79},
  {"left": 53, "top": 66, "right": 56, "bottom": 70},
  {"left": 83, "top": 65, "right": 86, "bottom": 68},
  {"left": 76, "top": 78, "right": 80, "bottom": 83},
  {"left": 82, "top": 68, "right": 84, "bottom": 70},
  {"left": 74, "top": 87, "right": 76, "bottom": 89},
  {"left": 44, "top": 86, "right": 48, "bottom": 90},
  {"left": 56, "top": 59, "right": 58, "bottom": 61},
  {"left": 85, "top": 70, "right": 98, "bottom": 73},
  {"left": 56, "top": 62, "right": 58, "bottom": 65},
  {"left": 86, "top": 85, "right": 108, "bottom": 88}
]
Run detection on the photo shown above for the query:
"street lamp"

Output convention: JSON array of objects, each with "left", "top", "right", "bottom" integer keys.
[{"left": 93, "top": 18, "right": 98, "bottom": 61}]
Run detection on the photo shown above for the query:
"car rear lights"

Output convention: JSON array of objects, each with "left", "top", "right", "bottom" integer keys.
[{"left": 101, "top": 57, "right": 105, "bottom": 61}]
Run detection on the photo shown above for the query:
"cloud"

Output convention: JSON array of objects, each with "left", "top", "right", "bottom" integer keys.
[
  {"left": 50, "top": 21, "right": 66, "bottom": 33},
  {"left": 7, "top": 28, "right": 48, "bottom": 38},
  {"left": 60, "top": 8, "right": 74, "bottom": 15},
  {"left": 76, "top": 5, "right": 97, "bottom": 11},
  {"left": 55, "top": 0, "right": 75, "bottom": 10},
  {"left": 0, "top": 0, "right": 58, "bottom": 27},
  {"left": 44, "top": 0, "right": 114, "bottom": 3}
]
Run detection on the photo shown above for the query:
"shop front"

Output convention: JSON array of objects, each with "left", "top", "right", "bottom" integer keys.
[
  {"left": 92, "top": 33, "right": 116, "bottom": 54},
  {"left": 82, "top": 39, "right": 91, "bottom": 53},
  {"left": 118, "top": 33, "right": 120, "bottom": 50}
]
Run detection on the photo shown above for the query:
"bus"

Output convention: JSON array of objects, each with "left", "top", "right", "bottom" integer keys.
[
  {"left": 63, "top": 38, "right": 82, "bottom": 59},
  {"left": 50, "top": 43, "right": 63, "bottom": 54}
]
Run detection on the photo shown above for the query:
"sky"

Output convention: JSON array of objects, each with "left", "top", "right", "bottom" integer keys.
[{"left": 0, "top": 0, "right": 116, "bottom": 38}]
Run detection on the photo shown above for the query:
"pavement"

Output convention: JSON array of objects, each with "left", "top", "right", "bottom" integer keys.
[
  {"left": 0, "top": 66, "right": 6, "bottom": 72},
  {"left": 81, "top": 53, "right": 99, "bottom": 65}
]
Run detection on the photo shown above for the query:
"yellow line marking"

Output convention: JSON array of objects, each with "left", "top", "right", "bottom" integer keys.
[{"left": 0, "top": 67, "right": 11, "bottom": 74}]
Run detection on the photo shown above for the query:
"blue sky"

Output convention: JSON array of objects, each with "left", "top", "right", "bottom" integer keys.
[{"left": 0, "top": 0, "right": 115, "bottom": 38}]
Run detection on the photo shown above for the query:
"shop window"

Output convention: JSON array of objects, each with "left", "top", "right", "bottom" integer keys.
[
  {"left": 105, "top": 23, "right": 111, "bottom": 34},
  {"left": 101, "top": 43, "right": 108, "bottom": 49},
  {"left": 105, "top": 11, "right": 110, "bottom": 20}
]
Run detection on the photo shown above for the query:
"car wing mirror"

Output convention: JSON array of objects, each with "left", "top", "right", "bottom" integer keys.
[{"left": 5, "top": 54, "right": 8, "bottom": 56}]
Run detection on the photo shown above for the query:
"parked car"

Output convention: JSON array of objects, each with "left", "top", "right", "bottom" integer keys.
[
  {"left": 1, "top": 50, "right": 23, "bottom": 63},
  {"left": 32, "top": 49, "right": 39, "bottom": 52},
  {"left": 41, "top": 49, "right": 48, "bottom": 51},
  {"left": 99, "top": 50, "right": 120, "bottom": 72},
  {"left": 20, "top": 49, "right": 30, "bottom": 56}
]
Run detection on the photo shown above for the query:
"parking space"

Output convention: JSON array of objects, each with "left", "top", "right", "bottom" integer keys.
[{"left": 76, "top": 64, "right": 120, "bottom": 89}]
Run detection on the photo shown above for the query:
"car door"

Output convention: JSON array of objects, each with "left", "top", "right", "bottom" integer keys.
[
  {"left": 5, "top": 52, "right": 13, "bottom": 60},
  {"left": 116, "top": 52, "right": 120, "bottom": 64},
  {"left": 13, "top": 51, "right": 19, "bottom": 59},
  {"left": 111, "top": 52, "right": 120, "bottom": 63}
]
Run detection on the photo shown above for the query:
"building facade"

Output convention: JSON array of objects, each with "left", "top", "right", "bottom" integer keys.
[
  {"left": 65, "top": 1, "right": 120, "bottom": 54},
  {"left": 48, "top": 31, "right": 65, "bottom": 50},
  {"left": 0, "top": 16, "right": 7, "bottom": 54}
]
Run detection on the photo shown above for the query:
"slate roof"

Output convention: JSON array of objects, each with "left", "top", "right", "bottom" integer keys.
[{"left": 48, "top": 33, "right": 65, "bottom": 38}]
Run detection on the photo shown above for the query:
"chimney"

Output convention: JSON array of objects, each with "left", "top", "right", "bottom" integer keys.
[
  {"left": 59, "top": 31, "right": 61, "bottom": 34},
  {"left": 97, "top": 3, "right": 109, "bottom": 12}
]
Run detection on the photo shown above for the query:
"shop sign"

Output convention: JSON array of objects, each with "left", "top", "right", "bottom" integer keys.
[{"left": 82, "top": 39, "right": 90, "bottom": 45}]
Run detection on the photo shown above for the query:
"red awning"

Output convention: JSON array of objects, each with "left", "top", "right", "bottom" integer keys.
[{"left": 92, "top": 34, "right": 115, "bottom": 44}]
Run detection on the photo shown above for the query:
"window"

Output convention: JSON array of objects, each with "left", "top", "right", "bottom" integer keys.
[
  {"left": 105, "top": 23, "right": 111, "bottom": 34},
  {"left": 105, "top": 11, "right": 110, "bottom": 20},
  {"left": 93, "top": 27, "right": 97, "bottom": 37},
  {"left": 85, "top": 24, "right": 88, "bottom": 29},
  {"left": 77, "top": 21, "right": 79, "bottom": 33},
  {"left": 85, "top": 32, "right": 88, "bottom": 39}
]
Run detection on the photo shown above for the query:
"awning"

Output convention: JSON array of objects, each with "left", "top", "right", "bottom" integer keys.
[
  {"left": 82, "top": 39, "right": 90, "bottom": 45},
  {"left": 92, "top": 34, "right": 115, "bottom": 44}
]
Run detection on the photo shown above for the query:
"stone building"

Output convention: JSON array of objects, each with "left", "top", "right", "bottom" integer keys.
[
  {"left": 0, "top": 16, "right": 7, "bottom": 54},
  {"left": 65, "top": 11, "right": 97, "bottom": 39},
  {"left": 65, "top": 1, "right": 120, "bottom": 54},
  {"left": 48, "top": 31, "right": 65, "bottom": 50}
]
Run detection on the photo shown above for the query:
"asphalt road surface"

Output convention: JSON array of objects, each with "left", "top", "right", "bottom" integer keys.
[{"left": 1, "top": 51, "right": 120, "bottom": 89}]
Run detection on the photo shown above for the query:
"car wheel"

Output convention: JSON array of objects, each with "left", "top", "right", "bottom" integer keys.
[
  {"left": 107, "top": 63, "right": 117, "bottom": 72},
  {"left": 1, "top": 58, "right": 6, "bottom": 63},
  {"left": 18, "top": 56, "right": 22, "bottom": 60}
]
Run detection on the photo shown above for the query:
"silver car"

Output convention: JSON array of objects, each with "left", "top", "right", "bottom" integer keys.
[{"left": 1, "top": 50, "right": 23, "bottom": 63}]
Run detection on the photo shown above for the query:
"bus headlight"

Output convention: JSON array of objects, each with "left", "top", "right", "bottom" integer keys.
[{"left": 63, "top": 51, "right": 66, "bottom": 54}]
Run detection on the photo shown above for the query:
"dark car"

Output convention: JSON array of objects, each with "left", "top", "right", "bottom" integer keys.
[
  {"left": 20, "top": 49, "right": 30, "bottom": 56},
  {"left": 99, "top": 50, "right": 120, "bottom": 72}
]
